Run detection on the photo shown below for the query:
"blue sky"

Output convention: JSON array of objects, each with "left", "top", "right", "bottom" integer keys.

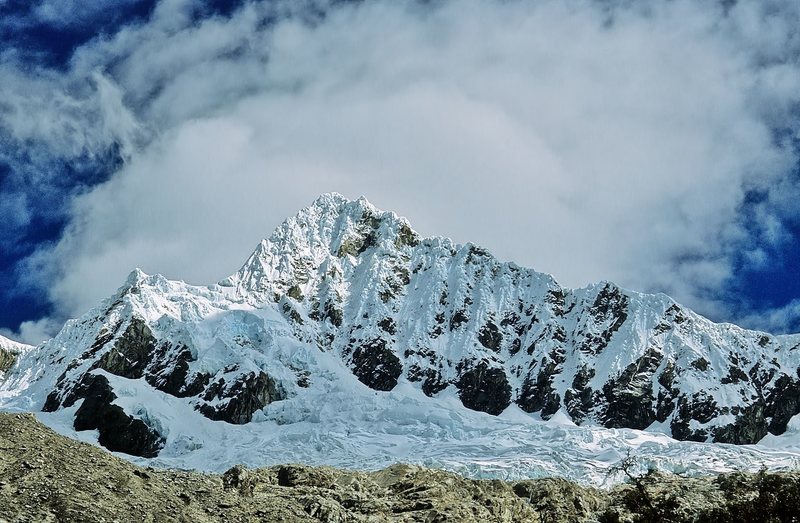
[{"left": 1, "top": 0, "right": 800, "bottom": 343}]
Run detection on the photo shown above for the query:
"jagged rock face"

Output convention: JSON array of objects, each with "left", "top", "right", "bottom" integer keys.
[
  {"left": 197, "top": 370, "right": 284, "bottom": 424},
  {"left": 5, "top": 193, "right": 800, "bottom": 458},
  {"left": 71, "top": 373, "right": 165, "bottom": 457},
  {"left": 145, "top": 341, "right": 210, "bottom": 398},
  {"left": 564, "top": 365, "right": 597, "bottom": 423},
  {"left": 518, "top": 365, "right": 562, "bottom": 418},
  {"left": 93, "top": 319, "right": 155, "bottom": 378},
  {"left": 0, "top": 348, "right": 16, "bottom": 374},
  {"left": 766, "top": 374, "right": 800, "bottom": 435},
  {"left": 599, "top": 348, "right": 662, "bottom": 430},
  {"left": 40, "top": 312, "right": 287, "bottom": 453},
  {"left": 349, "top": 340, "right": 403, "bottom": 391},
  {"left": 456, "top": 361, "right": 512, "bottom": 415},
  {"left": 0, "top": 335, "right": 31, "bottom": 375}
]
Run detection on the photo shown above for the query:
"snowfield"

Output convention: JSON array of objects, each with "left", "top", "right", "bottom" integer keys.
[{"left": 20, "top": 369, "right": 800, "bottom": 486}]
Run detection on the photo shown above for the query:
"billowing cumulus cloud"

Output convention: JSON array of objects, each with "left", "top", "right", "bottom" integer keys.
[{"left": 5, "top": 0, "right": 800, "bottom": 342}]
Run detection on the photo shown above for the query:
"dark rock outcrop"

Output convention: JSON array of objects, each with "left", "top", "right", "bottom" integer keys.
[
  {"left": 92, "top": 318, "right": 156, "bottom": 379},
  {"left": 450, "top": 310, "right": 469, "bottom": 331},
  {"left": 600, "top": 348, "right": 662, "bottom": 429},
  {"left": 145, "top": 342, "right": 209, "bottom": 398},
  {"left": 517, "top": 348, "right": 565, "bottom": 419},
  {"left": 71, "top": 373, "right": 165, "bottom": 457},
  {"left": 350, "top": 339, "right": 403, "bottom": 392},
  {"left": 671, "top": 392, "right": 720, "bottom": 442},
  {"left": 197, "top": 371, "right": 284, "bottom": 424},
  {"left": 565, "top": 366, "right": 597, "bottom": 423},
  {"left": 407, "top": 364, "right": 448, "bottom": 396},
  {"left": 578, "top": 284, "right": 629, "bottom": 355},
  {"left": 655, "top": 360, "right": 678, "bottom": 422},
  {"left": 764, "top": 375, "right": 800, "bottom": 436},
  {"left": 0, "top": 347, "right": 16, "bottom": 374},
  {"left": 456, "top": 361, "right": 511, "bottom": 415},
  {"left": 713, "top": 403, "right": 769, "bottom": 444},
  {"left": 42, "top": 319, "right": 210, "bottom": 412},
  {"left": 517, "top": 369, "right": 561, "bottom": 419},
  {"left": 478, "top": 321, "right": 502, "bottom": 352}
]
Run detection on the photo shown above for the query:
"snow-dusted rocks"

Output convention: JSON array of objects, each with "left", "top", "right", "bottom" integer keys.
[
  {"left": 2, "top": 193, "right": 800, "bottom": 476},
  {"left": 0, "top": 335, "right": 31, "bottom": 375}
]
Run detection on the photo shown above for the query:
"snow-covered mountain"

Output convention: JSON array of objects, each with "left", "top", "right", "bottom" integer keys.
[
  {"left": 0, "top": 334, "right": 32, "bottom": 376},
  {"left": 2, "top": 193, "right": 800, "bottom": 482}
]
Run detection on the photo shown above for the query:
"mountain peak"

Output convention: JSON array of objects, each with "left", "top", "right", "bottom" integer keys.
[
  {"left": 294, "top": 192, "right": 381, "bottom": 228},
  {"left": 125, "top": 267, "right": 149, "bottom": 286},
  {"left": 306, "top": 191, "right": 369, "bottom": 213},
  {"left": 222, "top": 193, "right": 420, "bottom": 296}
]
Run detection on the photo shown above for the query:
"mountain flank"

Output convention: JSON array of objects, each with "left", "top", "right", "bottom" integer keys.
[{"left": 2, "top": 194, "right": 800, "bottom": 474}]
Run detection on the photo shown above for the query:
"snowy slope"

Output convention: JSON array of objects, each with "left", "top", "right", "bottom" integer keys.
[
  {"left": 0, "top": 334, "right": 31, "bottom": 357},
  {"left": 0, "top": 334, "right": 32, "bottom": 378},
  {"left": 2, "top": 193, "right": 800, "bottom": 484}
]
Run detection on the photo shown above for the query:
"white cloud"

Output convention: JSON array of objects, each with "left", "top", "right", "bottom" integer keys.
[
  {"left": 737, "top": 299, "right": 800, "bottom": 335},
  {"left": 33, "top": 0, "right": 143, "bottom": 28},
  {"left": 0, "top": 317, "right": 63, "bottom": 345},
  {"left": 0, "top": 63, "right": 144, "bottom": 167},
  {"left": 10, "top": 0, "right": 800, "bottom": 332}
]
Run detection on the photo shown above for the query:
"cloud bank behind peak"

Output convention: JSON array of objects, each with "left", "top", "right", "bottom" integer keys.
[{"left": 4, "top": 0, "right": 800, "bottom": 342}]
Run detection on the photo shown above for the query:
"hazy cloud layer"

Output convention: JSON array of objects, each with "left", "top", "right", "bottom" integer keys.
[
  {"left": 5, "top": 0, "right": 800, "bottom": 342},
  {"left": 738, "top": 299, "right": 800, "bottom": 336}
]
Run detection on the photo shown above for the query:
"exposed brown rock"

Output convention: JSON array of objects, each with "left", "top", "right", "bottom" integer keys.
[{"left": 1, "top": 413, "right": 800, "bottom": 523}]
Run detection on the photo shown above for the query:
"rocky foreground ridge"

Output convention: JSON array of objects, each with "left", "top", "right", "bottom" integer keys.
[
  {"left": 1, "top": 413, "right": 799, "bottom": 523},
  {"left": 2, "top": 193, "right": 800, "bottom": 460}
]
